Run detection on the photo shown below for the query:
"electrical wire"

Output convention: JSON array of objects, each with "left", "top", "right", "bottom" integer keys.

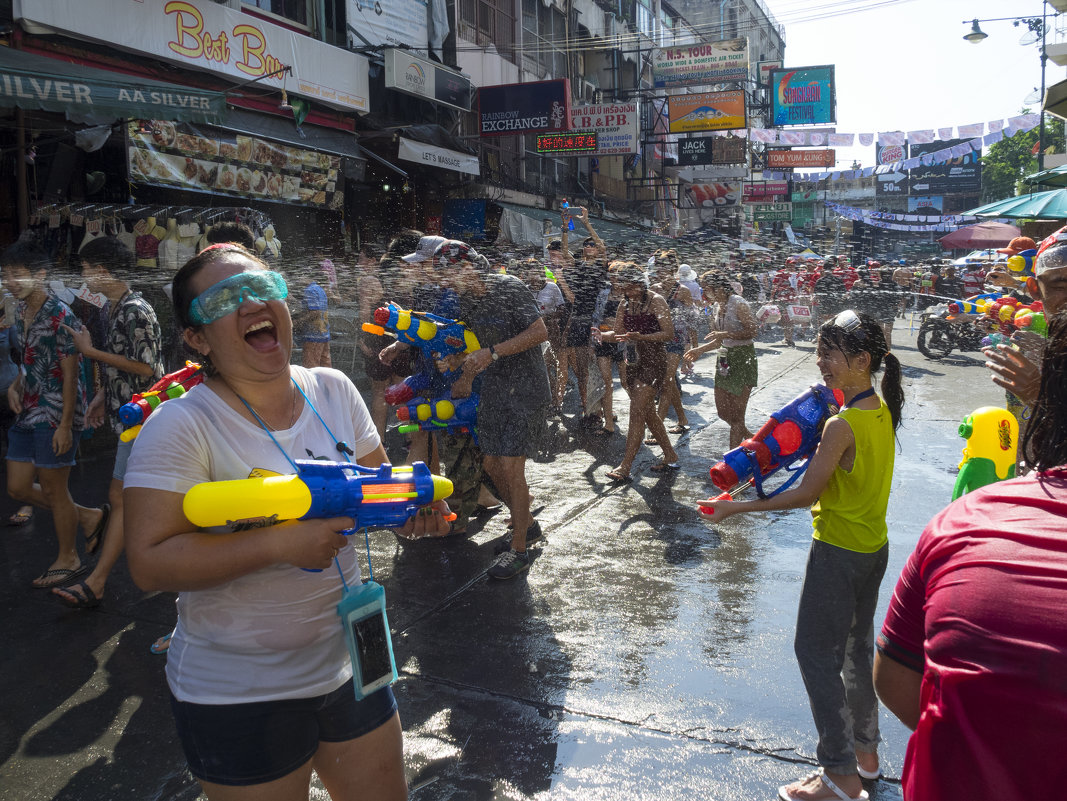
[{"left": 447, "top": 0, "right": 920, "bottom": 58}]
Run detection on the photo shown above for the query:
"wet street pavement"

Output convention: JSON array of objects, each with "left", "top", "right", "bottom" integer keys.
[{"left": 0, "top": 318, "right": 1004, "bottom": 801}]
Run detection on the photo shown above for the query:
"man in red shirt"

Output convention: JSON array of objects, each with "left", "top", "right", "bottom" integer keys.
[{"left": 874, "top": 315, "right": 1067, "bottom": 800}]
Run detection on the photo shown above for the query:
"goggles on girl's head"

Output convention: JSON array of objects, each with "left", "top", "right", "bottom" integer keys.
[
  {"left": 827, "top": 309, "right": 868, "bottom": 343},
  {"left": 188, "top": 270, "right": 288, "bottom": 325}
]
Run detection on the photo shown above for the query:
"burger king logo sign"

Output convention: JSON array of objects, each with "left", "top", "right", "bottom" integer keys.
[{"left": 877, "top": 144, "right": 905, "bottom": 165}]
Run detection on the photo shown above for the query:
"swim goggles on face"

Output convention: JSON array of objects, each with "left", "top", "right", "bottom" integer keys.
[{"left": 188, "top": 270, "right": 288, "bottom": 325}]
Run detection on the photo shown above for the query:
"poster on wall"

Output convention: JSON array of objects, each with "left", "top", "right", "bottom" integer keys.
[
  {"left": 770, "top": 65, "right": 836, "bottom": 126},
  {"left": 126, "top": 120, "right": 344, "bottom": 209},
  {"left": 653, "top": 38, "right": 749, "bottom": 88},
  {"left": 908, "top": 196, "right": 944, "bottom": 214},
  {"left": 346, "top": 0, "right": 428, "bottom": 50},
  {"left": 668, "top": 91, "right": 746, "bottom": 133},
  {"left": 909, "top": 139, "right": 982, "bottom": 194}
]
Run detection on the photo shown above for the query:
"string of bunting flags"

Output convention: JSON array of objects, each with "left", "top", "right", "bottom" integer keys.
[
  {"left": 695, "top": 113, "right": 1040, "bottom": 181},
  {"left": 823, "top": 201, "right": 978, "bottom": 232}
]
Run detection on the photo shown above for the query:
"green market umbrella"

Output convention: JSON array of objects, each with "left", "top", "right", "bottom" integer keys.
[
  {"left": 1023, "top": 164, "right": 1067, "bottom": 188},
  {"left": 965, "top": 189, "right": 1067, "bottom": 220}
]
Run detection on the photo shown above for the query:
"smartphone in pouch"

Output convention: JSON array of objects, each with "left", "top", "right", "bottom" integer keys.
[
  {"left": 1, "top": 295, "right": 14, "bottom": 325},
  {"left": 717, "top": 354, "right": 730, "bottom": 377},
  {"left": 338, "top": 580, "right": 398, "bottom": 700}
]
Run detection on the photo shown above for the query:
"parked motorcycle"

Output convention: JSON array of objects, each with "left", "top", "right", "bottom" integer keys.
[{"left": 916, "top": 303, "right": 986, "bottom": 360}]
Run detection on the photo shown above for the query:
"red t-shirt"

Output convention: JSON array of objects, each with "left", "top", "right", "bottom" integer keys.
[
  {"left": 771, "top": 270, "right": 796, "bottom": 302},
  {"left": 878, "top": 469, "right": 1067, "bottom": 801}
]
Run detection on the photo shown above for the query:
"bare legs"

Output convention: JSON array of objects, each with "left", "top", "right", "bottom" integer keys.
[
  {"left": 596, "top": 356, "right": 616, "bottom": 432},
  {"left": 612, "top": 382, "right": 679, "bottom": 478},
  {"left": 483, "top": 454, "right": 533, "bottom": 550},
  {"left": 715, "top": 385, "right": 753, "bottom": 449},
  {"left": 557, "top": 346, "right": 591, "bottom": 414},
  {"left": 656, "top": 352, "right": 689, "bottom": 427}
]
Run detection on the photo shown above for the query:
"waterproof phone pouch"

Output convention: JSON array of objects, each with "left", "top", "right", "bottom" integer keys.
[{"left": 337, "top": 580, "right": 398, "bottom": 700}]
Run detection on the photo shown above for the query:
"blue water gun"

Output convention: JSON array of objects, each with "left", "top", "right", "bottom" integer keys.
[
  {"left": 395, "top": 392, "right": 480, "bottom": 441},
  {"left": 701, "top": 384, "right": 845, "bottom": 513}
]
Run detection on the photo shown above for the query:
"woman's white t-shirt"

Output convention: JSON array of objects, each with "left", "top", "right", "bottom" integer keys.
[
  {"left": 717, "top": 294, "right": 755, "bottom": 348},
  {"left": 124, "top": 366, "right": 380, "bottom": 704}
]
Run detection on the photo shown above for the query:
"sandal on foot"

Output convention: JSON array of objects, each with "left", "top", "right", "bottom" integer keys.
[
  {"left": 779, "top": 770, "right": 869, "bottom": 801},
  {"left": 85, "top": 503, "right": 111, "bottom": 555},
  {"left": 7, "top": 509, "right": 32, "bottom": 526},
  {"left": 32, "top": 563, "right": 88, "bottom": 589},
  {"left": 52, "top": 580, "right": 101, "bottom": 609},
  {"left": 605, "top": 469, "right": 632, "bottom": 483},
  {"left": 150, "top": 633, "right": 173, "bottom": 655},
  {"left": 668, "top": 424, "right": 691, "bottom": 433},
  {"left": 644, "top": 435, "right": 658, "bottom": 445},
  {"left": 650, "top": 461, "right": 681, "bottom": 473},
  {"left": 856, "top": 766, "right": 881, "bottom": 781}
]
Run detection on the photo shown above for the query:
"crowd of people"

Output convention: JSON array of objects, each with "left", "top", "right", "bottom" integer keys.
[{"left": 1, "top": 211, "right": 1065, "bottom": 801}]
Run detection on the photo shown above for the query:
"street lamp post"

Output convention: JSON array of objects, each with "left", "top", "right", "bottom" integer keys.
[{"left": 963, "top": 1, "right": 1054, "bottom": 170}]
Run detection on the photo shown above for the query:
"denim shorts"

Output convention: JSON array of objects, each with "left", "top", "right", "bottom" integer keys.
[
  {"left": 112, "top": 437, "right": 133, "bottom": 482},
  {"left": 6, "top": 424, "right": 81, "bottom": 468},
  {"left": 169, "top": 681, "right": 397, "bottom": 786}
]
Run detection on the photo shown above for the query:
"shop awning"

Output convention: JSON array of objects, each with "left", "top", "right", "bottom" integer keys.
[
  {"left": 224, "top": 107, "right": 362, "bottom": 161},
  {"left": 0, "top": 46, "right": 227, "bottom": 126}
]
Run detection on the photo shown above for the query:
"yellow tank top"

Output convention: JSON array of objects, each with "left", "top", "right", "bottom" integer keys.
[{"left": 811, "top": 398, "right": 895, "bottom": 553}]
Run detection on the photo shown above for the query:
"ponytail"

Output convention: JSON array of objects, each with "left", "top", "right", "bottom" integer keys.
[{"left": 880, "top": 352, "right": 904, "bottom": 430}]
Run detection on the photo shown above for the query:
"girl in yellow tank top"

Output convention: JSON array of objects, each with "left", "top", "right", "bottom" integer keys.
[{"left": 699, "top": 309, "right": 904, "bottom": 801}]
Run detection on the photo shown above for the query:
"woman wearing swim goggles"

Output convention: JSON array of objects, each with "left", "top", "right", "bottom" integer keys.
[{"left": 187, "top": 268, "right": 288, "bottom": 325}]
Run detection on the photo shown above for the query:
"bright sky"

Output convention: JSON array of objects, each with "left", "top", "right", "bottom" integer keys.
[{"left": 777, "top": 0, "right": 1057, "bottom": 168}]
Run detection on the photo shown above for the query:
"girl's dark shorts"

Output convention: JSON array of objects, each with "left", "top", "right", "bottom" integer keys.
[
  {"left": 564, "top": 315, "right": 593, "bottom": 348},
  {"left": 169, "top": 681, "right": 397, "bottom": 786}
]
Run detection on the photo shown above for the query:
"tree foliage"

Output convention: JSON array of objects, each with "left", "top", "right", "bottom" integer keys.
[{"left": 980, "top": 110, "right": 1066, "bottom": 203}]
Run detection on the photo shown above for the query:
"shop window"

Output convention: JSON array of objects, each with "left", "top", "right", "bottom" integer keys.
[
  {"left": 635, "top": 0, "right": 654, "bottom": 40},
  {"left": 458, "top": 0, "right": 517, "bottom": 65},
  {"left": 243, "top": 0, "right": 309, "bottom": 27}
]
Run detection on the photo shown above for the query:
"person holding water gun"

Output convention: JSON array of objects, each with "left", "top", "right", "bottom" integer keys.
[
  {"left": 699, "top": 310, "right": 904, "bottom": 801},
  {"left": 124, "top": 244, "right": 450, "bottom": 801}
]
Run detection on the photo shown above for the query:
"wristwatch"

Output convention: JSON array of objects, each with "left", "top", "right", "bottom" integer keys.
[{"left": 489, "top": 346, "right": 499, "bottom": 361}]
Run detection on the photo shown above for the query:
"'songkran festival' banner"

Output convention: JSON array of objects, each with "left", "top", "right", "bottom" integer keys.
[{"left": 770, "top": 66, "right": 836, "bottom": 126}]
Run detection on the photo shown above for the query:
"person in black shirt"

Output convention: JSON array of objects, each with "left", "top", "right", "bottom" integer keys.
[{"left": 553, "top": 206, "right": 608, "bottom": 426}]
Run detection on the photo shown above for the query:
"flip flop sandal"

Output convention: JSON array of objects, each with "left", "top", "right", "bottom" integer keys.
[
  {"left": 668, "top": 424, "right": 692, "bottom": 433},
  {"left": 150, "top": 633, "right": 173, "bottom": 655},
  {"left": 85, "top": 503, "right": 111, "bottom": 555},
  {"left": 605, "top": 470, "right": 632, "bottom": 483},
  {"left": 52, "top": 580, "right": 101, "bottom": 609},
  {"left": 31, "top": 563, "right": 89, "bottom": 589},
  {"left": 649, "top": 461, "right": 681, "bottom": 473},
  {"left": 6, "top": 509, "right": 32, "bottom": 526}
]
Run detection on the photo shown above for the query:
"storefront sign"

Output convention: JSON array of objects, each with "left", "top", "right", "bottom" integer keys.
[
  {"left": 677, "top": 137, "right": 748, "bottom": 166},
  {"left": 568, "top": 103, "right": 639, "bottom": 155},
  {"left": 756, "top": 59, "right": 782, "bottom": 87},
  {"left": 742, "top": 181, "right": 789, "bottom": 202},
  {"left": 398, "top": 137, "right": 479, "bottom": 175},
  {"left": 685, "top": 182, "right": 741, "bottom": 209},
  {"left": 668, "top": 91, "right": 746, "bottom": 134},
  {"left": 0, "top": 45, "right": 227, "bottom": 125},
  {"left": 126, "top": 119, "right": 343, "bottom": 209},
  {"left": 347, "top": 0, "right": 426, "bottom": 51},
  {"left": 749, "top": 202, "right": 793, "bottom": 221},
  {"left": 770, "top": 65, "right": 836, "bottom": 126},
  {"left": 535, "top": 133, "right": 598, "bottom": 154},
  {"left": 478, "top": 79, "right": 569, "bottom": 137},
  {"left": 766, "top": 149, "right": 836, "bottom": 168},
  {"left": 908, "top": 196, "right": 944, "bottom": 213},
  {"left": 384, "top": 49, "right": 472, "bottom": 111},
  {"left": 15, "top": 0, "right": 370, "bottom": 112},
  {"left": 653, "top": 38, "right": 749, "bottom": 88},
  {"left": 909, "top": 139, "right": 981, "bottom": 194}
]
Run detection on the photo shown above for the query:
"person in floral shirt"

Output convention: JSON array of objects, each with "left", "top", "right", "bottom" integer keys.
[
  {"left": 2, "top": 240, "right": 106, "bottom": 589},
  {"left": 52, "top": 237, "right": 164, "bottom": 609}
]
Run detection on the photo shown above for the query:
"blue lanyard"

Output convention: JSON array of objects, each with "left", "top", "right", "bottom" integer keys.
[
  {"left": 842, "top": 387, "right": 876, "bottom": 409},
  {"left": 235, "top": 375, "right": 372, "bottom": 586}
]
